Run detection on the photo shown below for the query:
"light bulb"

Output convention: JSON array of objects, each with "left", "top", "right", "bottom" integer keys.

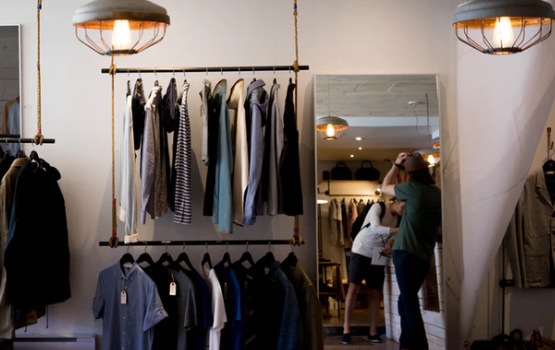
[
  {"left": 326, "top": 124, "right": 335, "bottom": 138},
  {"left": 112, "top": 20, "right": 132, "bottom": 50},
  {"left": 493, "top": 17, "right": 514, "bottom": 47},
  {"left": 428, "top": 155, "right": 435, "bottom": 167}
]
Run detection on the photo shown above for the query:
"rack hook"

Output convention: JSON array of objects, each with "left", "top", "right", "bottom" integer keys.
[
  {"left": 144, "top": 241, "right": 148, "bottom": 254},
  {"left": 205, "top": 241, "right": 209, "bottom": 253},
  {"left": 268, "top": 241, "right": 271, "bottom": 252},
  {"left": 238, "top": 67, "right": 241, "bottom": 76},
  {"left": 173, "top": 68, "right": 175, "bottom": 78},
  {"left": 246, "top": 241, "right": 249, "bottom": 252},
  {"left": 183, "top": 69, "right": 186, "bottom": 80},
  {"left": 127, "top": 69, "right": 130, "bottom": 78},
  {"left": 182, "top": 241, "right": 186, "bottom": 252},
  {"left": 165, "top": 242, "right": 168, "bottom": 253},
  {"left": 252, "top": 66, "right": 255, "bottom": 75},
  {"left": 273, "top": 66, "right": 276, "bottom": 76},
  {"left": 226, "top": 242, "right": 229, "bottom": 253},
  {"left": 127, "top": 245, "right": 130, "bottom": 254},
  {"left": 154, "top": 67, "right": 157, "bottom": 77},
  {"left": 221, "top": 67, "right": 223, "bottom": 76},
  {"left": 206, "top": 67, "right": 208, "bottom": 77},
  {"left": 138, "top": 70, "right": 142, "bottom": 80}
]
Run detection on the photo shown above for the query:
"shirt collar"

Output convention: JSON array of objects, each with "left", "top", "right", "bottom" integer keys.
[
  {"left": 114, "top": 261, "right": 140, "bottom": 280},
  {"left": 535, "top": 170, "right": 553, "bottom": 207},
  {"left": 247, "top": 79, "right": 266, "bottom": 97}
]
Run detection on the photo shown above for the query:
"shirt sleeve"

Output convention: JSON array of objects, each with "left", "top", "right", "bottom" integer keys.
[
  {"left": 184, "top": 278, "right": 198, "bottom": 330},
  {"left": 368, "top": 203, "right": 391, "bottom": 236},
  {"left": 143, "top": 282, "right": 168, "bottom": 331},
  {"left": 394, "top": 182, "right": 412, "bottom": 201},
  {"left": 212, "top": 278, "right": 227, "bottom": 332},
  {"left": 92, "top": 275, "right": 104, "bottom": 319}
]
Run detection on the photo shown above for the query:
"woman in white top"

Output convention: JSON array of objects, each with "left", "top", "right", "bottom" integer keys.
[{"left": 342, "top": 197, "right": 405, "bottom": 345}]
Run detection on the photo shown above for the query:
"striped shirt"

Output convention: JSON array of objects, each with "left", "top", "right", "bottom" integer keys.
[{"left": 174, "top": 82, "right": 192, "bottom": 224}]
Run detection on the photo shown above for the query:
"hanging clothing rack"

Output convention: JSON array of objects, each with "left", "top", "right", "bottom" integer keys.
[
  {"left": 0, "top": 138, "right": 55, "bottom": 144},
  {"left": 100, "top": 65, "right": 309, "bottom": 75},
  {"left": 99, "top": 239, "right": 304, "bottom": 247}
]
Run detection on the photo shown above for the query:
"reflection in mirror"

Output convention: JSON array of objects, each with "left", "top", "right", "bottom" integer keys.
[
  {"left": 315, "top": 75, "right": 445, "bottom": 348},
  {"left": 0, "top": 25, "right": 21, "bottom": 155}
]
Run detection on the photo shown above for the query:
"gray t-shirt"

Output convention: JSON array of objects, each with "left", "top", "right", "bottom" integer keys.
[{"left": 171, "top": 268, "right": 199, "bottom": 350}]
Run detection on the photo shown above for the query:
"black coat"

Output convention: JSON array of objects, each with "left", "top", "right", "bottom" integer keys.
[
  {"left": 279, "top": 83, "right": 303, "bottom": 216},
  {"left": 5, "top": 160, "right": 70, "bottom": 306}
]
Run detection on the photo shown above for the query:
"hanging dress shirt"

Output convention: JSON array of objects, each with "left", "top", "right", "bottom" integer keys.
[
  {"left": 212, "top": 80, "right": 233, "bottom": 234},
  {"left": 203, "top": 80, "right": 218, "bottom": 216},
  {"left": 201, "top": 80, "right": 212, "bottom": 166},
  {"left": 202, "top": 266, "right": 228, "bottom": 350},
  {"left": 141, "top": 86, "right": 168, "bottom": 224},
  {"left": 279, "top": 82, "right": 303, "bottom": 216},
  {"left": 174, "top": 82, "right": 193, "bottom": 224},
  {"left": 228, "top": 79, "right": 249, "bottom": 226},
  {"left": 329, "top": 198, "right": 345, "bottom": 246},
  {"left": 243, "top": 80, "right": 269, "bottom": 225},
  {"left": 263, "top": 82, "right": 284, "bottom": 216},
  {"left": 119, "top": 93, "right": 139, "bottom": 243}
]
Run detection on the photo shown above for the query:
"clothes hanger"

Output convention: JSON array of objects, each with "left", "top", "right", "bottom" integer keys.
[
  {"left": 282, "top": 242, "right": 298, "bottom": 268},
  {"left": 220, "top": 242, "right": 232, "bottom": 268},
  {"left": 256, "top": 241, "right": 276, "bottom": 269},
  {"left": 174, "top": 242, "right": 196, "bottom": 272},
  {"left": 156, "top": 243, "right": 174, "bottom": 266},
  {"left": 120, "top": 245, "right": 135, "bottom": 270},
  {"left": 16, "top": 143, "right": 25, "bottom": 158},
  {"left": 252, "top": 66, "right": 256, "bottom": 82},
  {"left": 183, "top": 69, "right": 187, "bottom": 84},
  {"left": 273, "top": 66, "right": 277, "bottom": 85},
  {"left": 234, "top": 242, "right": 255, "bottom": 268},
  {"left": 136, "top": 242, "right": 155, "bottom": 268},
  {"left": 154, "top": 68, "right": 159, "bottom": 87},
  {"left": 201, "top": 242, "right": 213, "bottom": 270}
]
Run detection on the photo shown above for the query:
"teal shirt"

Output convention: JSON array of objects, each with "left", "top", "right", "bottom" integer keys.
[{"left": 393, "top": 182, "right": 442, "bottom": 263}]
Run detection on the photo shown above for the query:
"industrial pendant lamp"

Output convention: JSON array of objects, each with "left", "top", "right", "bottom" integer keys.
[
  {"left": 453, "top": 0, "right": 555, "bottom": 55},
  {"left": 316, "top": 76, "right": 349, "bottom": 141},
  {"left": 73, "top": 0, "right": 170, "bottom": 56}
]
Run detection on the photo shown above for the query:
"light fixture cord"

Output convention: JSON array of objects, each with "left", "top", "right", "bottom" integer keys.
[
  {"left": 108, "top": 55, "right": 118, "bottom": 248},
  {"left": 34, "top": 0, "right": 44, "bottom": 146},
  {"left": 292, "top": 0, "right": 303, "bottom": 247}
]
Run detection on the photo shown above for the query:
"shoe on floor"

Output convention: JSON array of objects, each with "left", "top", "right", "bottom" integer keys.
[
  {"left": 367, "top": 334, "right": 382, "bottom": 343},
  {"left": 342, "top": 333, "right": 351, "bottom": 345}
]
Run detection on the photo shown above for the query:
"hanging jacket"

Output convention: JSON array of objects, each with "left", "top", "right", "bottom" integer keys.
[
  {"left": 173, "top": 81, "right": 192, "bottom": 225},
  {"left": 279, "top": 82, "right": 303, "bottom": 216},
  {"left": 132, "top": 79, "right": 146, "bottom": 151},
  {"left": 243, "top": 80, "right": 269, "bottom": 225},
  {"left": 228, "top": 79, "right": 249, "bottom": 226},
  {"left": 5, "top": 160, "right": 70, "bottom": 306},
  {"left": 119, "top": 93, "right": 139, "bottom": 243},
  {"left": 164, "top": 79, "right": 180, "bottom": 212},
  {"left": 141, "top": 86, "right": 168, "bottom": 223},
  {"left": 203, "top": 80, "right": 218, "bottom": 216},
  {"left": 263, "top": 82, "right": 284, "bottom": 216},
  {"left": 212, "top": 80, "right": 233, "bottom": 234}
]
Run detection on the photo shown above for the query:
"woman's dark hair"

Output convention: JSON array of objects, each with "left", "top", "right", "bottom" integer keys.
[{"left": 407, "top": 168, "right": 436, "bottom": 185}]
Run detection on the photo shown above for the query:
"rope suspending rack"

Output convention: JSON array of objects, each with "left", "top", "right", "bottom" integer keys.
[
  {"left": 101, "top": 65, "right": 309, "bottom": 75},
  {"left": 99, "top": 239, "right": 305, "bottom": 247}
]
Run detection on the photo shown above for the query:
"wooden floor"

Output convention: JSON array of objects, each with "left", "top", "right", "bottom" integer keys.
[{"left": 325, "top": 336, "right": 398, "bottom": 349}]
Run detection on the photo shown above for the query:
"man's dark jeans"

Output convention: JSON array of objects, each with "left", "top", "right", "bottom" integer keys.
[{"left": 393, "top": 250, "right": 430, "bottom": 350}]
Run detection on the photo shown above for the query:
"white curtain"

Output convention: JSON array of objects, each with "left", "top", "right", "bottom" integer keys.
[{"left": 455, "top": 33, "right": 555, "bottom": 342}]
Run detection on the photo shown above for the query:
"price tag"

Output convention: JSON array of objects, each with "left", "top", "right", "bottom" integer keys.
[
  {"left": 170, "top": 282, "right": 177, "bottom": 296},
  {"left": 121, "top": 291, "right": 127, "bottom": 305}
]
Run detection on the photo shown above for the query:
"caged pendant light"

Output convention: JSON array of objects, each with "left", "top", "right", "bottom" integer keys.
[
  {"left": 453, "top": 0, "right": 555, "bottom": 55},
  {"left": 73, "top": 0, "right": 170, "bottom": 56},
  {"left": 316, "top": 76, "right": 349, "bottom": 141}
]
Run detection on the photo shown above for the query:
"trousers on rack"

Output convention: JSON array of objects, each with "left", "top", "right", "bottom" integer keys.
[{"left": 393, "top": 250, "right": 430, "bottom": 350}]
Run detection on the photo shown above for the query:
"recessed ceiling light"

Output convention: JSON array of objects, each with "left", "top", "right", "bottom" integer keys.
[
  {"left": 358, "top": 147, "right": 362, "bottom": 150},
  {"left": 355, "top": 137, "right": 362, "bottom": 141},
  {"left": 350, "top": 155, "right": 354, "bottom": 158}
]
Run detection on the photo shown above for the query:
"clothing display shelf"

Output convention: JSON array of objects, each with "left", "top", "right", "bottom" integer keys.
[
  {"left": 318, "top": 180, "right": 383, "bottom": 197},
  {"left": 99, "top": 239, "right": 305, "bottom": 247},
  {"left": 101, "top": 65, "right": 309, "bottom": 75}
]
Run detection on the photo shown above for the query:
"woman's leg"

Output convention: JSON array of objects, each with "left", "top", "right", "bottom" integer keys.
[{"left": 343, "top": 283, "right": 361, "bottom": 334}]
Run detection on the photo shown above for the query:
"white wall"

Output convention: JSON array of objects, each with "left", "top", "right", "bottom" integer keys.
[{"left": 0, "top": 0, "right": 461, "bottom": 347}]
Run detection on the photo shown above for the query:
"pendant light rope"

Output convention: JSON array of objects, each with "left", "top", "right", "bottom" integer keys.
[
  {"left": 108, "top": 55, "right": 118, "bottom": 248},
  {"left": 34, "top": 0, "right": 44, "bottom": 146},
  {"left": 292, "top": 0, "right": 304, "bottom": 247}
]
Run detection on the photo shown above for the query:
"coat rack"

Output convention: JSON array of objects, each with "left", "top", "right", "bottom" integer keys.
[
  {"left": 99, "top": 239, "right": 304, "bottom": 247},
  {"left": 100, "top": 65, "right": 309, "bottom": 75}
]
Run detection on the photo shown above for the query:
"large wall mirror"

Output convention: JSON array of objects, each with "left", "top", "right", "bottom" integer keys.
[
  {"left": 0, "top": 25, "right": 21, "bottom": 154},
  {"left": 315, "top": 75, "right": 445, "bottom": 348}
]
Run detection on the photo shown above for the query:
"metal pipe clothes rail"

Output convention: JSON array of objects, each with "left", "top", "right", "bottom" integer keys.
[
  {"left": 101, "top": 65, "right": 310, "bottom": 74},
  {"left": 99, "top": 240, "right": 304, "bottom": 247}
]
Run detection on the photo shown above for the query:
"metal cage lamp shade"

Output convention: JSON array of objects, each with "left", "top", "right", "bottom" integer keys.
[
  {"left": 453, "top": 0, "right": 555, "bottom": 55},
  {"left": 73, "top": 0, "right": 170, "bottom": 56},
  {"left": 316, "top": 116, "right": 349, "bottom": 141},
  {"left": 416, "top": 148, "right": 441, "bottom": 167}
]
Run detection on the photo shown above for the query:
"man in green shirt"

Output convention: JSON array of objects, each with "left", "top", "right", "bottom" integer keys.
[{"left": 382, "top": 152, "right": 441, "bottom": 350}]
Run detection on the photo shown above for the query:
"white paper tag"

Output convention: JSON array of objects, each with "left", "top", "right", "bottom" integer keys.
[
  {"left": 121, "top": 291, "right": 127, "bottom": 305},
  {"left": 169, "top": 282, "right": 177, "bottom": 296}
]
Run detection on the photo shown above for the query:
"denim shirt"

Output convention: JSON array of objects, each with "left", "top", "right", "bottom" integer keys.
[
  {"left": 244, "top": 80, "right": 269, "bottom": 225},
  {"left": 93, "top": 262, "right": 167, "bottom": 350},
  {"left": 212, "top": 80, "right": 234, "bottom": 234}
]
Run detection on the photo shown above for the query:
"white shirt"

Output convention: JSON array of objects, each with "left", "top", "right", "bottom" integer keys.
[
  {"left": 351, "top": 203, "right": 398, "bottom": 258},
  {"left": 119, "top": 94, "right": 139, "bottom": 243},
  {"left": 202, "top": 266, "right": 228, "bottom": 350}
]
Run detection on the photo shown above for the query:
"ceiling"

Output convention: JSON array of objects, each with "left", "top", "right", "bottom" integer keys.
[{"left": 316, "top": 75, "right": 439, "bottom": 161}]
